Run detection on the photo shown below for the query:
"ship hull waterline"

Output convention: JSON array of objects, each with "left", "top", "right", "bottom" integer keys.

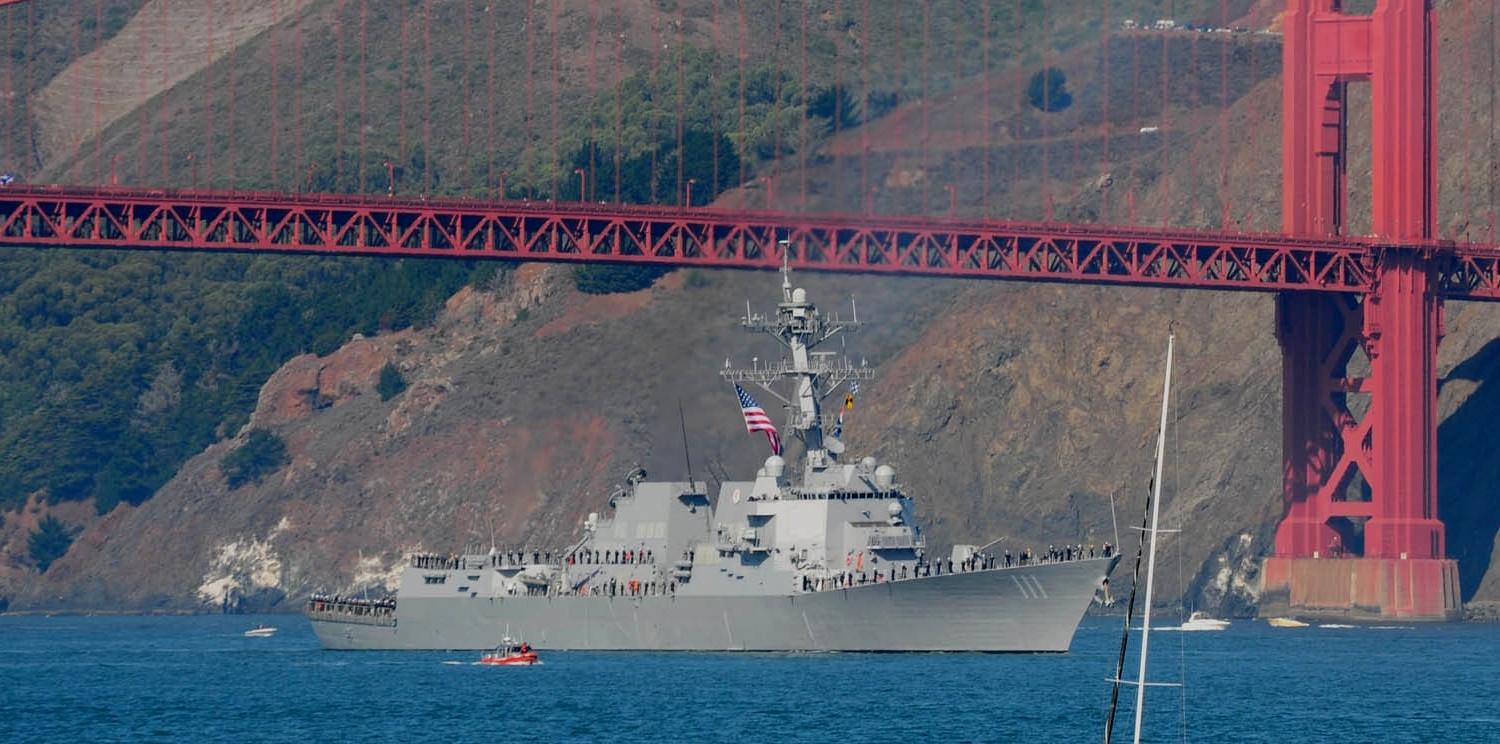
[{"left": 310, "top": 556, "right": 1117, "bottom": 652}]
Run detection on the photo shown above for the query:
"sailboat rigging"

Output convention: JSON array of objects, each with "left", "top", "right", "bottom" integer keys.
[{"left": 1103, "top": 334, "right": 1180, "bottom": 744}]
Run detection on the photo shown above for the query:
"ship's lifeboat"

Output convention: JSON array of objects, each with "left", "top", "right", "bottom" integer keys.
[
  {"left": 518, "top": 571, "right": 551, "bottom": 587},
  {"left": 479, "top": 637, "right": 539, "bottom": 666}
]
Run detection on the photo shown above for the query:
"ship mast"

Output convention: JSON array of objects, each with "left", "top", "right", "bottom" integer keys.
[{"left": 721, "top": 258, "right": 873, "bottom": 472}]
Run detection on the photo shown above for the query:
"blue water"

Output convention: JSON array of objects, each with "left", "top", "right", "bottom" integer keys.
[{"left": 2, "top": 614, "right": 1497, "bottom": 743}]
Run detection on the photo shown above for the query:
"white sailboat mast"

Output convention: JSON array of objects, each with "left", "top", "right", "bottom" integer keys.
[{"left": 1132, "top": 333, "right": 1174, "bottom": 744}]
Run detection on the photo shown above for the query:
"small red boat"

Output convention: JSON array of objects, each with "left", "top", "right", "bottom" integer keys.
[{"left": 479, "top": 637, "right": 539, "bottom": 666}]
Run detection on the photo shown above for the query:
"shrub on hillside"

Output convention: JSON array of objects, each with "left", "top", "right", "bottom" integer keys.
[
  {"left": 573, "top": 264, "right": 671, "bottom": 295},
  {"left": 29, "top": 515, "right": 75, "bottom": 573},
  {"left": 377, "top": 362, "right": 407, "bottom": 401},
  {"left": 1026, "top": 67, "right": 1072, "bottom": 112},
  {"left": 222, "top": 429, "right": 289, "bottom": 489}
]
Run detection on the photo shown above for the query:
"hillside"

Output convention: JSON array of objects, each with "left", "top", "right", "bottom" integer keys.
[{"left": 3, "top": 0, "right": 1500, "bottom": 619}]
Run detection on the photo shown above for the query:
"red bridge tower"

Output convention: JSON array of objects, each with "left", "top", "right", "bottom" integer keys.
[{"left": 1262, "top": 0, "right": 1460, "bottom": 619}]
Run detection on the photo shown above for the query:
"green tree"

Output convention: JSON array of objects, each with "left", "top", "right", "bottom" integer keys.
[
  {"left": 808, "top": 84, "right": 862, "bottom": 132},
  {"left": 1026, "top": 67, "right": 1072, "bottom": 112},
  {"left": 28, "top": 515, "right": 75, "bottom": 573},
  {"left": 572, "top": 264, "right": 671, "bottom": 295},
  {"left": 222, "top": 429, "right": 289, "bottom": 489},
  {"left": 377, "top": 362, "right": 407, "bottom": 401}
]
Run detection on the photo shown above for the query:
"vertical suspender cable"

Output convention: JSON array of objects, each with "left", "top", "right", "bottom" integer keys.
[
  {"left": 524, "top": 0, "right": 534, "bottom": 198},
  {"left": 1220, "top": 0, "right": 1229, "bottom": 228},
  {"left": 738, "top": 1, "right": 747, "bottom": 195},
  {"left": 798, "top": 0, "right": 807, "bottom": 210},
  {"left": 710, "top": 0, "right": 720, "bottom": 203},
  {"left": 334, "top": 0, "right": 344, "bottom": 188},
  {"left": 551, "top": 0, "right": 561, "bottom": 199},
  {"left": 1158, "top": 1, "right": 1170, "bottom": 226},
  {"left": 650, "top": 10, "right": 660, "bottom": 203},
  {"left": 94, "top": 0, "right": 106, "bottom": 185},
  {"left": 955, "top": 0, "right": 968, "bottom": 218},
  {"left": 831, "top": 0, "right": 842, "bottom": 211},
  {"left": 1010, "top": 1, "right": 1021, "bottom": 210},
  {"left": 1127, "top": 4, "right": 1142, "bottom": 224},
  {"left": 69, "top": 2, "right": 79, "bottom": 159},
  {"left": 1490, "top": 0, "right": 1498, "bottom": 242},
  {"left": 398, "top": 1, "right": 408, "bottom": 190},
  {"left": 677, "top": 0, "right": 685, "bottom": 206},
  {"left": 1066, "top": 2, "right": 1082, "bottom": 214},
  {"left": 136, "top": 5, "right": 147, "bottom": 183},
  {"left": 1041, "top": 0, "right": 1051, "bottom": 219},
  {"left": 587, "top": 0, "right": 598, "bottom": 203},
  {"left": 226, "top": 3, "right": 236, "bottom": 187},
  {"left": 460, "top": 0, "right": 470, "bottom": 174},
  {"left": 774, "top": 0, "right": 786, "bottom": 187},
  {"left": 359, "top": 2, "right": 368, "bottom": 192},
  {"left": 203, "top": 0, "right": 214, "bottom": 188},
  {"left": 25, "top": 2, "right": 34, "bottom": 173},
  {"left": 892, "top": 3, "right": 905, "bottom": 208},
  {"left": 422, "top": 0, "right": 432, "bottom": 194},
  {"left": 614, "top": 0, "right": 624, "bottom": 203},
  {"left": 861, "top": 0, "right": 870, "bottom": 214},
  {"left": 920, "top": 0, "right": 929, "bottom": 215},
  {"left": 1245, "top": 12, "right": 1257, "bottom": 228},
  {"left": 982, "top": 0, "right": 991, "bottom": 218},
  {"left": 1459, "top": 0, "right": 1474, "bottom": 235},
  {"left": 2, "top": 6, "right": 9, "bottom": 171},
  {"left": 1101, "top": 0, "right": 1112, "bottom": 223},
  {"left": 271, "top": 0, "right": 279, "bottom": 188},
  {"left": 487, "top": 0, "right": 496, "bottom": 197},
  {"left": 160, "top": 0, "right": 171, "bottom": 186},
  {"left": 293, "top": 12, "right": 303, "bottom": 191}
]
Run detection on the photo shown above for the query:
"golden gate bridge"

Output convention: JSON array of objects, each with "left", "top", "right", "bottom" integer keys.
[{"left": 0, "top": 0, "right": 1495, "bottom": 620}]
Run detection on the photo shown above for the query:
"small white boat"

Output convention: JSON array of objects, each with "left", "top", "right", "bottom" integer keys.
[
  {"left": 1176, "top": 611, "right": 1230, "bottom": 631},
  {"left": 244, "top": 625, "right": 278, "bottom": 637},
  {"left": 1267, "top": 617, "right": 1309, "bottom": 628}
]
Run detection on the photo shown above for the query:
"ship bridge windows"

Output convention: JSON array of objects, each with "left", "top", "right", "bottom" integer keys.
[{"left": 422, "top": 574, "right": 447, "bottom": 584}]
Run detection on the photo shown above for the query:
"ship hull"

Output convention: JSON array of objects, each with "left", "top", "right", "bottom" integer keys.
[{"left": 309, "top": 556, "right": 1115, "bottom": 652}]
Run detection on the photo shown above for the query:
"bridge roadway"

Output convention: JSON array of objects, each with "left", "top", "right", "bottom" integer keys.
[{"left": 4, "top": 184, "right": 1500, "bottom": 302}]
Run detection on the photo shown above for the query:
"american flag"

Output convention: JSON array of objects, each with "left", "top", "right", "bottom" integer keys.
[{"left": 734, "top": 384, "right": 781, "bottom": 455}]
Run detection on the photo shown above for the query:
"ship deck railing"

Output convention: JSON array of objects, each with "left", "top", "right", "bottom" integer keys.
[{"left": 305, "top": 596, "right": 398, "bottom": 628}]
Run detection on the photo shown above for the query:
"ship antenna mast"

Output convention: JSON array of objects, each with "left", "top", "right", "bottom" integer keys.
[
  {"left": 780, "top": 248, "right": 792, "bottom": 303},
  {"left": 678, "top": 399, "right": 697, "bottom": 493}
]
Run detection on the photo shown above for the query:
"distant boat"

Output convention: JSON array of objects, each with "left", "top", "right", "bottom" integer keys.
[
  {"left": 1267, "top": 617, "right": 1309, "bottom": 628},
  {"left": 1176, "top": 611, "right": 1230, "bottom": 631},
  {"left": 244, "top": 625, "right": 278, "bottom": 637}
]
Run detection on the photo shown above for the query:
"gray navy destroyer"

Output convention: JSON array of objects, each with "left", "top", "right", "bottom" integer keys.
[{"left": 307, "top": 264, "right": 1119, "bottom": 652}]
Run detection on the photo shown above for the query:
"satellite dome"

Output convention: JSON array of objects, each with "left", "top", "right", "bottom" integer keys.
[
  {"left": 874, "top": 464, "right": 896, "bottom": 489},
  {"left": 765, "top": 455, "right": 786, "bottom": 478},
  {"left": 792, "top": 287, "right": 807, "bottom": 303}
]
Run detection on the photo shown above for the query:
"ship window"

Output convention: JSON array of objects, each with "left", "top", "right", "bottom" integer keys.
[
  {"left": 423, "top": 575, "right": 447, "bottom": 584},
  {"left": 457, "top": 586, "right": 470, "bottom": 592}
]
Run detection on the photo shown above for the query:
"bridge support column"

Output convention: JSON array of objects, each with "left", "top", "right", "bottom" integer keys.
[{"left": 1267, "top": 0, "right": 1458, "bottom": 620}]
